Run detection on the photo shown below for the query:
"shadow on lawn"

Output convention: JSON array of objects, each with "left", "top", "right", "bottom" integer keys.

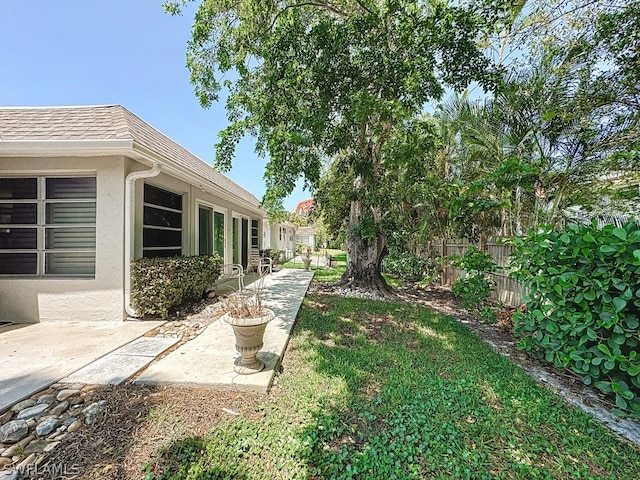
[
  {"left": 120, "top": 293, "right": 639, "bottom": 479},
  {"left": 287, "top": 294, "right": 640, "bottom": 479},
  {"left": 146, "top": 437, "right": 250, "bottom": 480}
]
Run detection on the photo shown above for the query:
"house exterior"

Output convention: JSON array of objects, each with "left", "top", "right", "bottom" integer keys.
[
  {"left": 0, "top": 105, "right": 267, "bottom": 323},
  {"left": 262, "top": 220, "right": 296, "bottom": 260},
  {"left": 295, "top": 226, "right": 317, "bottom": 250}
]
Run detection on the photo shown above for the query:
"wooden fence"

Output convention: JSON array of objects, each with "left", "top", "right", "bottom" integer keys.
[{"left": 423, "top": 238, "right": 526, "bottom": 307}]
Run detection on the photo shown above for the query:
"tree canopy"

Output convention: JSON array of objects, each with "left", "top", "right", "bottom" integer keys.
[{"left": 167, "top": 0, "right": 512, "bottom": 292}]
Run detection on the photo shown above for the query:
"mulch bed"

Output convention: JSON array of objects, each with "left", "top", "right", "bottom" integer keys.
[{"left": 30, "top": 385, "right": 266, "bottom": 480}]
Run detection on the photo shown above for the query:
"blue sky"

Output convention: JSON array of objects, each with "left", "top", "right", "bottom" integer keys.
[{"left": 0, "top": 0, "right": 309, "bottom": 211}]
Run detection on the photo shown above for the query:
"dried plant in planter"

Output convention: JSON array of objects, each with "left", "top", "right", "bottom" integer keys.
[
  {"left": 220, "top": 274, "right": 268, "bottom": 318},
  {"left": 220, "top": 274, "right": 275, "bottom": 374}
]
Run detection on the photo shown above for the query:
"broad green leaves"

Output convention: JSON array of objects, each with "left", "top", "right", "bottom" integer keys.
[
  {"left": 449, "top": 246, "right": 498, "bottom": 316},
  {"left": 180, "top": 0, "right": 509, "bottom": 201},
  {"left": 511, "top": 221, "right": 640, "bottom": 418},
  {"left": 173, "top": 0, "right": 515, "bottom": 287}
]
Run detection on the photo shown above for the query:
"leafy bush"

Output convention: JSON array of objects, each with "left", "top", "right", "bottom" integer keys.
[
  {"left": 510, "top": 222, "right": 640, "bottom": 418},
  {"left": 131, "top": 254, "right": 223, "bottom": 319},
  {"left": 448, "top": 246, "right": 497, "bottom": 315},
  {"left": 383, "top": 249, "right": 438, "bottom": 283},
  {"left": 260, "top": 248, "right": 282, "bottom": 265}
]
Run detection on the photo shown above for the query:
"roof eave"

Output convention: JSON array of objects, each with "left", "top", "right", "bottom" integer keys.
[
  {"left": 0, "top": 139, "right": 265, "bottom": 216},
  {"left": 0, "top": 139, "right": 134, "bottom": 157},
  {"left": 131, "top": 142, "right": 265, "bottom": 216}
]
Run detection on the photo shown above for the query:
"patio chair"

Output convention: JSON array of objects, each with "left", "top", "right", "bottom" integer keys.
[
  {"left": 248, "top": 248, "right": 272, "bottom": 275},
  {"left": 217, "top": 263, "right": 245, "bottom": 291}
]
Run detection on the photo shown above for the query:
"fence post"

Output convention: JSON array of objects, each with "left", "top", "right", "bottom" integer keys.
[{"left": 441, "top": 237, "right": 447, "bottom": 286}]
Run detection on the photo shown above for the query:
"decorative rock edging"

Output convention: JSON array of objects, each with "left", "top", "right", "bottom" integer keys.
[
  {"left": 0, "top": 299, "right": 232, "bottom": 478},
  {"left": 146, "top": 320, "right": 208, "bottom": 342},
  {"left": 0, "top": 383, "right": 107, "bottom": 476},
  {"left": 308, "top": 282, "right": 388, "bottom": 301}
]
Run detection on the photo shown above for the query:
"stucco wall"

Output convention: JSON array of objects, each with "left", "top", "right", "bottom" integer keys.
[
  {"left": 0, "top": 157, "right": 264, "bottom": 323},
  {"left": 130, "top": 167, "right": 264, "bottom": 265},
  {"left": 0, "top": 156, "right": 126, "bottom": 323}
]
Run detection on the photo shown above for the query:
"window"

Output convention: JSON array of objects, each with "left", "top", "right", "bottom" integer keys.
[
  {"left": 232, "top": 217, "right": 239, "bottom": 264},
  {"left": 251, "top": 219, "right": 259, "bottom": 249},
  {"left": 143, "top": 184, "right": 182, "bottom": 258},
  {"left": 198, "top": 206, "right": 213, "bottom": 255},
  {"left": 296, "top": 235, "right": 310, "bottom": 245},
  {"left": 0, "top": 177, "right": 96, "bottom": 276},
  {"left": 214, "top": 211, "right": 225, "bottom": 258},
  {"left": 241, "top": 217, "right": 249, "bottom": 266}
]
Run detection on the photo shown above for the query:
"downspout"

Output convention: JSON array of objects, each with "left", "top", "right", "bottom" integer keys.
[{"left": 124, "top": 163, "right": 161, "bottom": 319}]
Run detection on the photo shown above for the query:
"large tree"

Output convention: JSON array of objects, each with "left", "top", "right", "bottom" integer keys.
[{"left": 166, "top": 0, "right": 509, "bottom": 294}]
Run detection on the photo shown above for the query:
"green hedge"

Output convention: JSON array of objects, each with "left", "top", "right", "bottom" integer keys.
[
  {"left": 448, "top": 246, "right": 497, "bottom": 316},
  {"left": 131, "top": 254, "right": 223, "bottom": 319},
  {"left": 510, "top": 222, "right": 640, "bottom": 418}
]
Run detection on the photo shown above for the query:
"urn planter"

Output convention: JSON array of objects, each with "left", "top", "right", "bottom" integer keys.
[
  {"left": 223, "top": 308, "right": 275, "bottom": 374},
  {"left": 302, "top": 256, "right": 312, "bottom": 271}
]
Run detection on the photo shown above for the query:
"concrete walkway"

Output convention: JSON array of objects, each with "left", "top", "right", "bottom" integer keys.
[
  {"left": 0, "top": 320, "right": 164, "bottom": 411},
  {"left": 289, "top": 254, "right": 328, "bottom": 269},
  {"left": 0, "top": 269, "right": 313, "bottom": 411},
  {"left": 61, "top": 336, "right": 180, "bottom": 385},
  {"left": 135, "top": 268, "right": 314, "bottom": 392}
]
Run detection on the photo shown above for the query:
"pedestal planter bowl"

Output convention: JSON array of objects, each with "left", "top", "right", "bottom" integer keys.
[
  {"left": 223, "top": 308, "right": 275, "bottom": 374},
  {"left": 302, "top": 257, "right": 312, "bottom": 271}
]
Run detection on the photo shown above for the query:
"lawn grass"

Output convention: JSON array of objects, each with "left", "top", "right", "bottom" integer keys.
[
  {"left": 281, "top": 264, "right": 346, "bottom": 284},
  {"left": 281, "top": 259, "right": 401, "bottom": 289},
  {"left": 152, "top": 294, "right": 639, "bottom": 479}
]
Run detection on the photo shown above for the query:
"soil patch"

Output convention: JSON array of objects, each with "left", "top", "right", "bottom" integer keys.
[{"left": 30, "top": 385, "right": 266, "bottom": 479}]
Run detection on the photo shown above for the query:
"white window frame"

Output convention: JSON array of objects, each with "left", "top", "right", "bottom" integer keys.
[
  {"left": 231, "top": 211, "right": 250, "bottom": 266},
  {"left": 196, "top": 200, "right": 215, "bottom": 256}
]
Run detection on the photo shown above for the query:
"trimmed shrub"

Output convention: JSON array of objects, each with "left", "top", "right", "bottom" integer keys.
[
  {"left": 510, "top": 222, "right": 640, "bottom": 418},
  {"left": 131, "top": 254, "right": 223, "bottom": 319},
  {"left": 448, "top": 246, "right": 497, "bottom": 316}
]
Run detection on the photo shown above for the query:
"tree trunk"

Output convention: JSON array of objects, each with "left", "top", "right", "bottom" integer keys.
[{"left": 336, "top": 196, "right": 392, "bottom": 297}]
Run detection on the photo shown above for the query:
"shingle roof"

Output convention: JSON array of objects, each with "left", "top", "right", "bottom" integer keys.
[
  {"left": 0, "top": 105, "right": 261, "bottom": 208},
  {"left": 296, "top": 226, "right": 316, "bottom": 235}
]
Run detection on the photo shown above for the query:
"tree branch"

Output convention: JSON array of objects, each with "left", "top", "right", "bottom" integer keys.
[
  {"left": 353, "top": 0, "right": 374, "bottom": 16},
  {"left": 266, "top": 1, "right": 347, "bottom": 34}
]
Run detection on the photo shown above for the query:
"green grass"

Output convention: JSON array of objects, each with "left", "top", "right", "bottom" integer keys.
[
  {"left": 282, "top": 254, "right": 400, "bottom": 289},
  {"left": 324, "top": 248, "right": 346, "bottom": 258},
  {"left": 150, "top": 295, "right": 640, "bottom": 480},
  {"left": 281, "top": 263, "right": 346, "bottom": 283},
  {"left": 281, "top": 248, "right": 348, "bottom": 280}
]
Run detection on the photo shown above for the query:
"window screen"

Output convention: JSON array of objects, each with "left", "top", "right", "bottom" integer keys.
[
  {"left": 0, "top": 176, "right": 96, "bottom": 276},
  {"left": 143, "top": 184, "right": 183, "bottom": 258}
]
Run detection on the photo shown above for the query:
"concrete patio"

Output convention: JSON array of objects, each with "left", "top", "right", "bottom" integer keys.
[
  {"left": 0, "top": 320, "right": 164, "bottom": 411},
  {"left": 0, "top": 269, "right": 313, "bottom": 412}
]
